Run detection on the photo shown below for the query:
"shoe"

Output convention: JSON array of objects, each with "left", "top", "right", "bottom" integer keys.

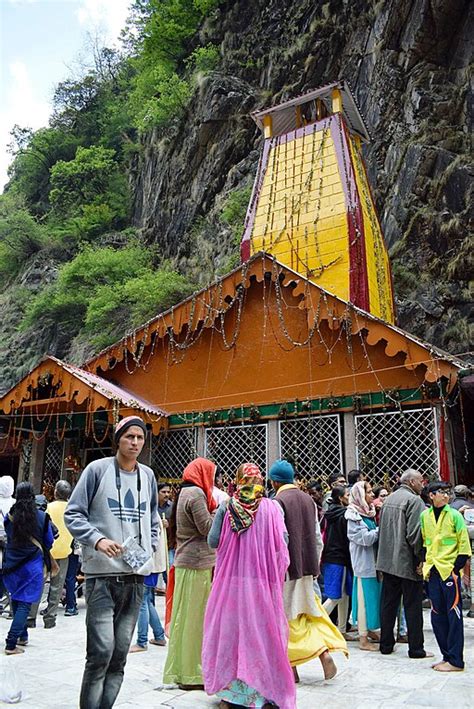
[
  {"left": 40, "top": 609, "right": 46, "bottom": 616},
  {"left": 17, "top": 638, "right": 28, "bottom": 646},
  {"left": 64, "top": 608, "right": 79, "bottom": 616},
  {"left": 26, "top": 619, "right": 35, "bottom": 628},
  {"left": 396, "top": 634, "right": 409, "bottom": 643},
  {"left": 149, "top": 638, "right": 166, "bottom": 646},
  {"left": 466, "top": 609, "right": 474, "bottom": 618},
  {"left": 178, "top": 684, "right": 205, "bottom": 691},
  {"left": 129, "top": 644, "right": 147, "bottom": 653},
  {"left": 5, "top": 647, "right": 24, "bottom": 655},
  {"left": 43, "top": 621, "right": 56, "bottom": 629},
  {"left": 343, "top": 631, "right": 359, "bottom": 641}
]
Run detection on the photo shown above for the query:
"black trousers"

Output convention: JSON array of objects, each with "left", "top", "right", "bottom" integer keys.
[
  {"left": 380, "top": 572, "right": 425, "bottom": 657},
  {"left": 427, "top": 570, "right": 464, "bottom": 668}
]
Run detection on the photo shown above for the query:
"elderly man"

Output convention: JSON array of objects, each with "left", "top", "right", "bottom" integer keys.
[
  {"left": 43, "top": 480, "right": 73, "bottom": 629},
  {"left": 270, "top": 459, "right": 347, "bottom": 681},
  {"left": 377, "top": 469, "right": 434, "bottom": 659}
]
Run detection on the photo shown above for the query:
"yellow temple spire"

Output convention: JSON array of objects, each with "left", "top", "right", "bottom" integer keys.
[{"left": 240, "top": 80, "right": 396, "bottom": 324}]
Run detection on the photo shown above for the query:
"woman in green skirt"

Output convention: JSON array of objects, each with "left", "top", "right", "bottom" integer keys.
[
  {"left": 345, "top": 480, "right": 381, "bottom": 651},
  {"left": 163, "top": 457, "right": 217, "bottom": 689}
]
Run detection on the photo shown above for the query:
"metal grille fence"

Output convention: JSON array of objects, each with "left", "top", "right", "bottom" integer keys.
[
  {"left": 151, "top": 428, "right": 197, "bottom": 482},
  {"left": 205, "top": 424, "right": 268, "bottom": 487},
  {"left": 44, "top": 439, "right": 64, "bottom": 480},
  {"left": 355, "top": 408, "right": 439, "bottom": 486},
  {"left": 279, "top": 415, "right": 343, "bottom": 487}
]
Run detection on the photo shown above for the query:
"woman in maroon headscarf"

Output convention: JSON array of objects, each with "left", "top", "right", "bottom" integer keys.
[{"left": 163, "top": 457, "right": 217, "bottom": 690}]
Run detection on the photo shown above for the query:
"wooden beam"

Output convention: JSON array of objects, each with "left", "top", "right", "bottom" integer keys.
[
  {"left": 263, "top": 114, "right": 273, "bottom": 139},
  {"left": 332, "top": 87, "right": 343, "bottom": 113}
]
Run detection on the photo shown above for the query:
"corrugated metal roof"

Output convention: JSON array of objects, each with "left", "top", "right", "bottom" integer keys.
[
  {"left": 252, "top": 80, "right": 371, "bottom": 142},
  {"left": 40, "top": 356, "right": 167, "bottom": 417}
]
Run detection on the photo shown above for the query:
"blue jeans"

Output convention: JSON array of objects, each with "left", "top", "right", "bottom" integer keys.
[
  {"left": 80, "top": 576, "right": 144, "bottom": 709},
  {"left": 136, "top": 586, "right": 165, "bottom": 647},
  {"left": 6, "top": 599, "right": 31, "bottom": 650},
  {"left": 65, "top": 553, "right": 79, "bottom": 611}
]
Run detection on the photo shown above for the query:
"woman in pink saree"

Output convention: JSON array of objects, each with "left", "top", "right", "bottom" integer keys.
[{"left": 202, "top": 464, "right": 296, "bottom": 708}]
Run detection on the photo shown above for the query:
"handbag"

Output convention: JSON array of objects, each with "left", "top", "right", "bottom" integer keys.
[
  {"left": 29, "top": 536, "right": 60, "bottom": 578},
  {"left": 29, "top": 512, "right": 60, "bottom": 578}
]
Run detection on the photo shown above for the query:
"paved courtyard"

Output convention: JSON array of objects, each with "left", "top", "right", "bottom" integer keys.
[{"left": 0, "top": 597, "right": 472, "bottom": 708}]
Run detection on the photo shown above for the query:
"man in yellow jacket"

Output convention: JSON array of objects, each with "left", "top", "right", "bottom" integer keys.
[
  {"left": 43, "top": 480, "right": 73, "bottom": 629},
  {"left": 421, "top": 481, "right": 471, "bottom": 672}
]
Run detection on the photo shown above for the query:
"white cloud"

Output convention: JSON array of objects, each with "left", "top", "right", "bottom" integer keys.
[
  {"left": 0, "top": 60, "right": 51, "bottom": 191},
  {"left": 76, "top": 0, "right": 131, "bottom": 46}
]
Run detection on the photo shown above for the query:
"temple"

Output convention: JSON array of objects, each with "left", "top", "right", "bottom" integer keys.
[
  {"left": 0, "top": 82, "right": 472, "bottom": 493},
  {"left": 241, "top": 81, "right": 395, "bottom": 323}
]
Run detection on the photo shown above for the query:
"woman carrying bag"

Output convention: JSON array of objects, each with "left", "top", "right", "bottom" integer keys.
[{"left": 2, "top": 482, "right": 54, "bottom": 655}]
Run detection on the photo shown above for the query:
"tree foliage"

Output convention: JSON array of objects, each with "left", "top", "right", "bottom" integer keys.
[
  {"left": 23, "top": 245, "right": 194, "bottom": 349},
  {"left": 3, "top": 0, "right": 218, "bottom": 356},
  {"left": 0, "top": 194, "right": 48, "bottom": 281}
]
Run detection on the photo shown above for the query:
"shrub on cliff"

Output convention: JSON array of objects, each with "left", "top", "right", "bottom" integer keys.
[{"left": 22, "top": 244, "right": 195, "bottom": 351}]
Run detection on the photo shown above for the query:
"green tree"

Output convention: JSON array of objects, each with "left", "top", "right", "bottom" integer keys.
[
  {"left": 7, "top": 127, "right": 80, "bottom": 215},
  {"left": 0, "top": 194, "right": 47, "bottom": 282}
]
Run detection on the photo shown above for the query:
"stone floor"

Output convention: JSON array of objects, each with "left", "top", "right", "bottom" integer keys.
[{"left": 0, "top": 597, "right": 472, "bottom": 708}]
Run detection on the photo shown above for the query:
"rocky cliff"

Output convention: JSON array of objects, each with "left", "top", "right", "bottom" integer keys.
[
  {"left": 1, "top": 0, "right": 472, "bottom": 394},
  {"left": 133, "top": 0, "right": 473, "bottom": 354}
]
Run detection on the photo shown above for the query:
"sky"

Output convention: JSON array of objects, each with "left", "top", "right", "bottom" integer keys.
[{"left": 0, "top": 0, "right": 132, "bottom": 192}]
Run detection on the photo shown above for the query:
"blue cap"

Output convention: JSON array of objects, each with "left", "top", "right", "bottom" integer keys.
[{"left": 269, "top": 459, "right": 295, "bottom": 483}]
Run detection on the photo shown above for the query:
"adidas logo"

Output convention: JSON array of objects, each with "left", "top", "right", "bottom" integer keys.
[{"left": 108, "top": 489, "right": 146, "bottom": 523}]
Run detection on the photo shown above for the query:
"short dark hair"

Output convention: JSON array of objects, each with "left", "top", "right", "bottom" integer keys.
[
  {"left": 348, "top": 469, "right": 363, "bottom": 486},
  {"left": 330, "top": 485, "right": 347, "bottom": 504},
  {"left": 427, "top": 481, "right": 451, "bottom": 495},
  {"left": 157, "top": 483, "right": 171, "bottom": 492},
  {"left": 307, "top": 480, "right": 323, "bottom": 492},
  {"left": 328, "top": 472, "right": 345, "bottom": 486}
]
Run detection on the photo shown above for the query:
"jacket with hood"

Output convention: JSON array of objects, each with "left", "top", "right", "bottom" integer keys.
[
  {"left": 321, "top": 502, "right": 351, "bottom": 567},
  {"left": 345, "top": 508, "right": 379, "bottom": 578},
  {"left": 0, "top": 476, "right": 15, "bottom": 543}
]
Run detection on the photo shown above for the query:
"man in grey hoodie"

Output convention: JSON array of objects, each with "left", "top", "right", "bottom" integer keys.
[{"left": 65, "top": 416, "right": 158, "bottom": 709}]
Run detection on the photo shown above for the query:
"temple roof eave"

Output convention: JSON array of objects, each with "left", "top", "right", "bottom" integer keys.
[
  {"left": 0, "top": 355, "right": 168, "bottom": 434},
  {"left": 84, "top": 252, "right": 463, "bottom": 393}
]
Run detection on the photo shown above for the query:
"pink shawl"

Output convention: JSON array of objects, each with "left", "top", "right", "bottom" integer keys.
[
  {"left": 348, "top": 480, "right": 376, "bottom": 518},
  {"left": 202, "top": 498, "right": 295, "bottom": 708}
]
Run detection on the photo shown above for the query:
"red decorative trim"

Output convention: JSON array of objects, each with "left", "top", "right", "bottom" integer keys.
[
  {"left": 356, "top": 140, "right": 397, "bottom": 320},
  {"left": 331, "top": 114, "right": 369, "bottom": 311}
]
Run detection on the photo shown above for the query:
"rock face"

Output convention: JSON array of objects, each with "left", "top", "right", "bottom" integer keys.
[
  {"left": 132, "top": 0, "right": 473, "bottom": 355},
  {"left": 1, "top": 0, "right": 472, "bottom": 394}
]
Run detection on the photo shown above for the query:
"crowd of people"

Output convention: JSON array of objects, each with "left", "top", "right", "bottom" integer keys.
[{"left": 0, "top": 414, "right": 473, "bottom": 708}]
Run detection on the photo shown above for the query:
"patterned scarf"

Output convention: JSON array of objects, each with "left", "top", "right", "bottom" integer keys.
[
  {"left": 228, "top": 463, "right": 264, "bottom": 534},
  {"left": 348, "top": 480, "right": 376, "bottom": 518}
]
